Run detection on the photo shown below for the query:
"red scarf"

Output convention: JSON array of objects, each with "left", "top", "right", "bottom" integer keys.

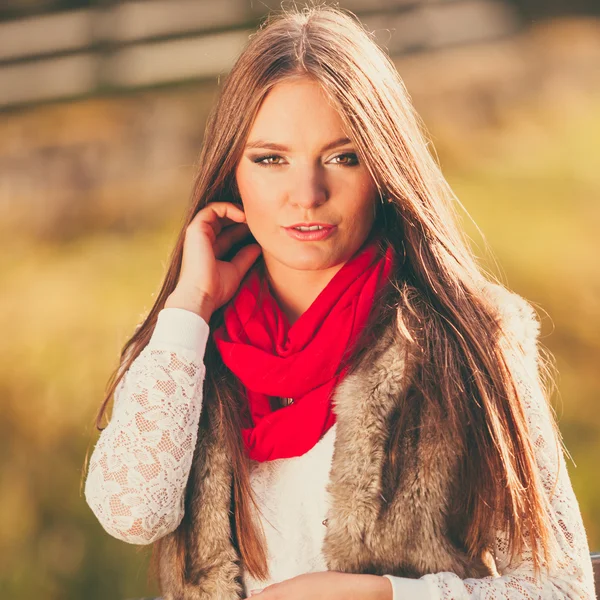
[{"left": 212, "top": 234, "right": 395, "bottom": 462}]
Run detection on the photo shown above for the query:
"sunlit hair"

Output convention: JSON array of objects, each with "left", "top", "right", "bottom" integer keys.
[{"left": 86, "top": 3, "right": 560, "bottom": 588}]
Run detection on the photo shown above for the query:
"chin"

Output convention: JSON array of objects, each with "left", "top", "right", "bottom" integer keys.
[{"left": 285, "top": 250, "right": 343, "bottom": 271}]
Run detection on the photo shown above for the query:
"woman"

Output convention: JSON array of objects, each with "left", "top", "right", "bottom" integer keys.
[{"left": 84, "top": 5, "right": 595, "bottom": 600}]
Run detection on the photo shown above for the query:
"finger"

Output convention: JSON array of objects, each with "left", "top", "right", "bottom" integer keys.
[
  {"left": 189, "top": 202, "right": 246, "bottom": 239},
  {"left": 214, "top": 222, "right": 251, "bottom": 259},
  {"left": 230, "top": 243, "right": 262, "bottom": 277},
  {"left": 194, "top": 202, "right": 246, "bottom": 226}
]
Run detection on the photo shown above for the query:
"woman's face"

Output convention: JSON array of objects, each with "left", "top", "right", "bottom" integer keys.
[{"left": 235, "top": 77, "right": 379, "bottom": 273}]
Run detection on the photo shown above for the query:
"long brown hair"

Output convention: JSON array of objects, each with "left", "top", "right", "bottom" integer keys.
[{"left": 88, "top": 3, "right": 560, "bottom": 587}]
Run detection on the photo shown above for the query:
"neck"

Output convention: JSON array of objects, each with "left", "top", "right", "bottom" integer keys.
[{"left": 260, "top": 254, "right": 346, "bottom": 326}]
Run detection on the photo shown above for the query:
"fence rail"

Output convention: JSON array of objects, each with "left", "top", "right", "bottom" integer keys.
[{"left": 0, "top": 0, "right": 523, "bottom": 109}]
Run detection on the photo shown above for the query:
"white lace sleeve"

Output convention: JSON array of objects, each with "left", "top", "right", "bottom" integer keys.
[
  {"left": 84, "top": 307, "right": 210, "bottom": 545},
  {"left": 385, "top": 291, "right": 596, "bottom": 600}
]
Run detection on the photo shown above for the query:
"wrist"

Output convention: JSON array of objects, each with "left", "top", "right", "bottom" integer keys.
[
  {"left": 165, "top": 291, "right": 215, "bottom": 322},
  {"left": 352, "top": 574, "right": 393, "bottom": 600},
  {"left": 372, "top": 575, "right": 393, "bottom": 600}
]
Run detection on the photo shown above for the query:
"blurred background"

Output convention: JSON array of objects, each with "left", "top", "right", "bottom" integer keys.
[{"left": 0, "top": 0, "right": 598, "bottom": 598}]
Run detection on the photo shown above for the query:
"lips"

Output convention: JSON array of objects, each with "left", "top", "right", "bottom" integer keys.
[
  {"left": 286, "top": 223, "right": 335, "bottom": 229},
  {"left": 283, "top": 224, "right": 337, "bottom": 241}
]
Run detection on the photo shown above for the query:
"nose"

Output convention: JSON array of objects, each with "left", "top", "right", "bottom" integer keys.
[{"left": 288, "top": 163, "right": 328, "bottom": 210}]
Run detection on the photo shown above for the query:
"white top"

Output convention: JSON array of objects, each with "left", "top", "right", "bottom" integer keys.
[{"left": 84, "top": 308, "right": 595, "bottom": 600}]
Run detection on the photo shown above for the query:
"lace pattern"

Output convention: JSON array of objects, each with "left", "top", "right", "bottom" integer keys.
[{"left": 84, "top": 342, "right": 206, "bottom": 544}]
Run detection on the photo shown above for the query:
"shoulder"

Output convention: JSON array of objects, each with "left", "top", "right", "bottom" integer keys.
[{"left": 479, "top": 281, "right": 542, "bottom": 362}]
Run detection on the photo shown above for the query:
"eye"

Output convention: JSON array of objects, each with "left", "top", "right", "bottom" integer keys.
[
  {"left": 253, "top": 154, "right": 284, "bottom": 166},
  {"left": 251, "top": 152, "right": 359, "bottom": 167},
  {"left": 330, "top": 152, "right": 359, "bottom": 166}
]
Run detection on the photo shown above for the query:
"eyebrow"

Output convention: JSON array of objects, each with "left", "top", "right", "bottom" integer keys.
[{"left": 244, "top": 136, "right": 353, "bottom": 152}]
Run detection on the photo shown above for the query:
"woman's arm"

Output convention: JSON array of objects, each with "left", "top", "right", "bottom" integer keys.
[
  {"left": 84, "top": 307, "right": 210, "bottom": 545},
  {"left": 382, "top": 290, "right": 596, "bottom": 600}
]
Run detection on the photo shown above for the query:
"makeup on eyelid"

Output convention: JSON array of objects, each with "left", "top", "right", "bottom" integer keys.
[{"left": 249, "top": 152, "right": 359, "bottom": 167}]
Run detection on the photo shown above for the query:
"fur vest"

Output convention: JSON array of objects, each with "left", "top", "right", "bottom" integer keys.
[{"left": 157, "top": 284, "right": 539, "bottom": 599}]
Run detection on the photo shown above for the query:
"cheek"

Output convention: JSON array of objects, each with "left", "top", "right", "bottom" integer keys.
[
  {"left": 235, "top": 166, "right": 279, "bottom": 232},
  {"left": 347, "top": 179, "right": 377, "bottom": 223},
  {"left": 235, "top": 163, "right": 256, "bottom": 203},
  {"left": 241, "top": 192, "right": 276, "bottom": 226},
  {"left": 236, "top": 165, "right": 262, "bottom": 208}
]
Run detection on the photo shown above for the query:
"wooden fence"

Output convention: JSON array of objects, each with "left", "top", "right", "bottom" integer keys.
[{"left": 0, "top": 0, "right": 523, "bottom": 109}]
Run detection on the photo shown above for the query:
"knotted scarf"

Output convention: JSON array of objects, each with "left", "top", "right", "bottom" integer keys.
[{"left": 212, "top": 234, "right": 395, "bottom": 461}]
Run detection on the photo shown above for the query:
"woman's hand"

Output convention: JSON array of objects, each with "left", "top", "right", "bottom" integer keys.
[
  {"left": 246, "top": 571, "right": 393, "bottom": 600},
  {"left": 165, "top": 201, "right": 262, "bottom": 320}
]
